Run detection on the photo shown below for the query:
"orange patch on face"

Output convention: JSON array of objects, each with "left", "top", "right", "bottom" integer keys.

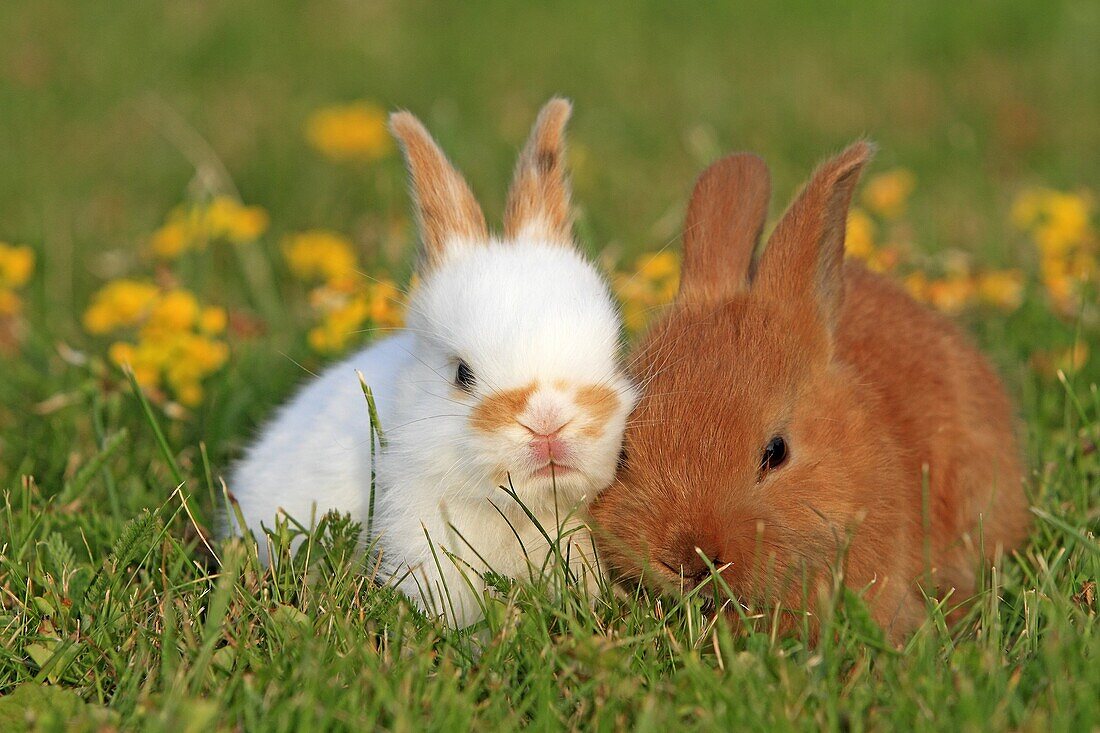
[
  {"left": 470, "top": 382, "right": 536, "bottom": 433},
  {"left": 576, "top": 385, "right": 620, "bottom": 438}
]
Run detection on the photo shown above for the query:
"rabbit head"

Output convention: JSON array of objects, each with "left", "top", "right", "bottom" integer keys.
[
  {"left": 385, "top": 99, "right": 637, "bottom": 517},
  {"left": 589, "top": 143, "right": 923, "bottom": 619}
]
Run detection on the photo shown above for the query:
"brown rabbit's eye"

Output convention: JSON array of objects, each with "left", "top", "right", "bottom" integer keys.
[
  {"left": 760, "top": 436, "right": 788, "bottom": 476},
  {"left": 455, "top": 360, "right": 476, "bottom": 393}
]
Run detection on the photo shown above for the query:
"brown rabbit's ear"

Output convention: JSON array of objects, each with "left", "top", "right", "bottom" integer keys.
[
  {"left": 503, "top": 98, "right": 574, "bottom": 243},
  {"left": 756, "top": 141, "right": 875, "bottom": 328},
  {"left": 678, "top": 153, "right": 771, "bottom": 302},
  {"left": 390, "top": 111, "right": 488, "bottom": 272}
]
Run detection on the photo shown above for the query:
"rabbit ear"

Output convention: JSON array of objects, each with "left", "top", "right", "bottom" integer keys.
[
  {"left": 677, "top": 153, "right": 771, "bottom": 302},
  {"left": 390, "top": 111, "right": 488, "bottom": 271},
  {"left": 503, "top": 98, "right": 574, "bottom": 243},
  {"left": 756, "top": 141, "right": 874, "bottom": 329}
]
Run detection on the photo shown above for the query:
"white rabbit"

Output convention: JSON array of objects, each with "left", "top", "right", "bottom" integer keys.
[{"left": 227, "top": 99, "right": 637, "bottom": 626}]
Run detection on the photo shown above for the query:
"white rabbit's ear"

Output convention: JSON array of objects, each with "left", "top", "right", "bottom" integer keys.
[
  {"left": 390, "top": 111, "right": 488, "bottom": 271},
  {"left": 503, "top": 98, "right": 574, "bottom": 244}
]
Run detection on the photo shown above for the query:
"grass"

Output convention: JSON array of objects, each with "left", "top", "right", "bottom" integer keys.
[{"left": 1, "top": 0, "right": 1098, "bottom": 730}]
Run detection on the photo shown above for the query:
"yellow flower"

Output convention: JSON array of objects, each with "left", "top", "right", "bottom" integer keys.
[
  {"left": 1012, "top": 188, "right": 1093, "bottom": 256},
  {"left": 306, "top": 102, "right": 393, "bottom": 162},
  {"left": 303, "top": 277, "right": 406, "bottom": 354},
  {"left": 0, "top": 243, "right": 35, "bottom": 289},
  {"left": 635, "top": 251, "right": 680, "bottom": 282},
  {"left": 976, "top": 269, "right": 1025, "bottom": 311},
  {"left": 146, "top": 289, "right": 200, "bottom": 332},
  {"left": 368, "top": 280, "right": 404, "bottom": 329},
  {"left": 926, "top": 275, "right": 976, "bottom": 314},
  {"left": 199, "top": 306, "right": 228, "bottom": 334},
  {"left": 845, "top": 208, "right": 877, "bottom": 260},
  {"left": 149, "top": 220, "right": 193, "bottom": 259},
  {"left": 862, "top": 168, "right": 915, "bottom": 220},
  {"left": 611, "top": 250, "right": 683, "bottom": 333},
  {"left": 284, "top": 230, "right": 359, "bottom": 283},
  {"left": 82, "top": 280, "right": 161, "bottom": 334},
  {"left": 107, "top": 341, "right": 136, "bottom": 367},
  {"left": 86, "top": 282, "right": 230, "bottom": 408},
  {"left": 174, "top": 383, "right": 204, "bottom": 407},
  {"left": 204, "top": 196, "right": 269, "bottom": 243}
]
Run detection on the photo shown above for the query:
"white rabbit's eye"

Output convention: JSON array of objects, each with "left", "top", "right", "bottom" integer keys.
[
  {"left": 759, "top": 436, "right": 788, "bottom": 477},
  {"left": 455, "top": 360, "right": 476, "bottom": 393}
]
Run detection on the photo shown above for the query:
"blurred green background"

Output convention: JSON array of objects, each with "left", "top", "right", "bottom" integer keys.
[
  {"left": 1, "top": 0, "right": 1098, "bottom": 469},
  {"left": 3, "top": 0, "right": 1097, "bottom": 277}
]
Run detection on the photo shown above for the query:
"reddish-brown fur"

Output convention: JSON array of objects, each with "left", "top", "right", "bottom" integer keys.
[{"left": 590, "top": 144, "right": 1030, "bottom": 642}]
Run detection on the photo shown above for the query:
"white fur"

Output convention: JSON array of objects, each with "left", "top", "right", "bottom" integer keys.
[{"left": 227, "top": 237, "right": 636, "bottom": 626}]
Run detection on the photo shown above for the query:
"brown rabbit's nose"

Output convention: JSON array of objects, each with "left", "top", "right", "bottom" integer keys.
[{"left": 661, "top": 533, "right": 730, "bottom": 585}]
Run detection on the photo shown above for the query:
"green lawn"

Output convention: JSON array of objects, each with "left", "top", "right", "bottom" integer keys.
[{"left": 1, "top": 1, "right": 1098, "bottom": 730}]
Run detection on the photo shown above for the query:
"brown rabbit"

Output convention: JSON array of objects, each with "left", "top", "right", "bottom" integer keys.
[{"left": 590, "top": 143, "right": 1030, "bottom": 641}]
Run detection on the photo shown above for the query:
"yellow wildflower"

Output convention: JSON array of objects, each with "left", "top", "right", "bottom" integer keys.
[
  {"left": 369, "top": 280, "right": 405, "bottom": 328},
  {"left": 204, "top": 196, "right": 270, "bottom": 243},
  {"left": 635, "top": 251, "right": 680, "bottom": 282},
  {"left": 862, "top": 168, "right": 915, "bottom": 220},
  {"left": 149, "top": 198, "right": 268, "bottom": 259},
  {"left": 82, "top": 280, "right": 161, "bottom": 334},
  {"left": 0, "top": 243, "right": 35, "bottom": 288},
  {"left": 845, "top": 209, "right": 877, "bottom": 260},
  {"left": 306, "top": 102, "right": 393, "bottom": 162},
  {"left": 975, "top": 269, "right": 1025, "bottom": 311},
  {"left": 284, "top": 230, "right": 359, "bottom": 283},
  {"left": 149, "top": 220, "right": 193, "bottom": 259},
  {"left": 108, "top": 341, "right": 136, "bottom": 367},
  {"left": 907, "top": 272, "right": 979, "bottom": 314},
  {"left": 199, "top": 306, "right": 228, "bottom": 335},
  {"left": 611, "top": 250, "right": 683, "bottom": 333},
  {"left": 926, "top": 275, "right": 976, "bottom": 314},
  {"left": 146, "top": 289, "right": 200, "bottom": 332},
  {"left": 88, "top": 282, "right": 230, "bottom": 408},
  {"left": 305, "top": 277, "right": 405, "bottom": 354}
]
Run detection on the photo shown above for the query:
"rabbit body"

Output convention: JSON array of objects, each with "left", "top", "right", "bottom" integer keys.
[
  {"left": 229, "top": 101, "right": 635, "bottom": 627},
  {"left": 591, "top": 145, "right": 1030, "bottom": 640}
]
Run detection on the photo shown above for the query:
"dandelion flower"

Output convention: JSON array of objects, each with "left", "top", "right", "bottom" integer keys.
[
  {"left": 147, "top": 289, "right": 201, "bottom": 332},
  {"left": 845, "top": 208, "right": 877, "bottom": 260},
  {"left": 0, "top": 243, "right": 35, "bottom": 289},
  {"left": 82, "top": 280, "right": 161, "bottom": 334},
  {"left": 862, "top": 168, "right": 915, "bottom": 220},
  {"left": 199, "top": 306, "right": 228, "bottom": 335},
  {"left": 284, "top": 230, "right": 359, "bottom": 283},
  {"left": 204, "top": 196, "right": 270, "bottom": 243},
  {"left": 306, "top": 102, "right": 393, "bottom": 162},
  {"left": 976, "top": 269, "right": 1025, "bottom": 311}
]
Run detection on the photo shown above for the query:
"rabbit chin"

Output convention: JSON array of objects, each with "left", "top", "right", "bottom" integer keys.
[{"left": 488, "top": 452, "right": 616, "bottom": 513}]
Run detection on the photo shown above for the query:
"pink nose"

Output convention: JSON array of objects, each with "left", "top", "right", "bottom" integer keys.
[{"left": 529, "top": 431, "right": 569, "bottom": 464}]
